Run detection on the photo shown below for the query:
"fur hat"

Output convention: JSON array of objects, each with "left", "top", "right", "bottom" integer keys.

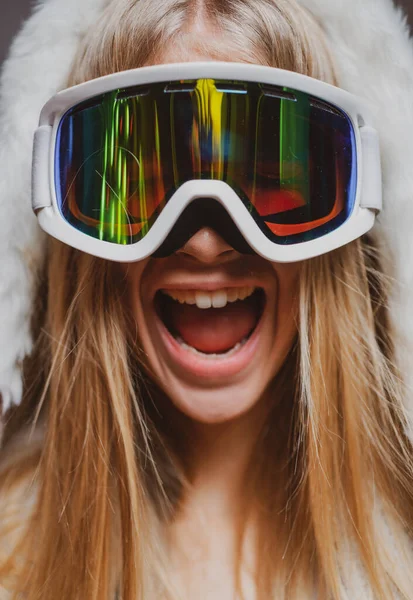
[{"left": 0, "top": 0, "right": 412, "bottom": 433}]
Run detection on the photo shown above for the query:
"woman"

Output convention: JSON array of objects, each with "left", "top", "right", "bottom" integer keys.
[{"left": 0, "top": 0, "right": 413, "bottom": 598}]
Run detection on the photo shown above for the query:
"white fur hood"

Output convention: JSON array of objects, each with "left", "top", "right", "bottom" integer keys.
[{"left": 0, "top": 2, "right": 412, "bottom": 410}]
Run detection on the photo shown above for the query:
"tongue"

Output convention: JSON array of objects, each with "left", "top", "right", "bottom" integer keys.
[{"left": 169, "top": 300, "right": 258, "bottom": 354}]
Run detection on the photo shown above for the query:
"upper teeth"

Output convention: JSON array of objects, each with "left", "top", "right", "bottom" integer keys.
[{"left": 161, "top": 286, "right": 256, "bottom": 309}]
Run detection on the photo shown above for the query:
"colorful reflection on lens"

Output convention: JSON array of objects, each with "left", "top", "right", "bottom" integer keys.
[{"left": 55, "top": 78, "right": 356, "bottom": 246}]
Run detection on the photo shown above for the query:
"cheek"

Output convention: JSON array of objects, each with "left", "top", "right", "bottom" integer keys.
[
  {"left": 120, "top": 261, "right": 148, "bottom": 285},
  {"left": 272, "top": 261, "right": 301, "bottom": 321},
  {"left": 121, "top": 259, "right": 151, "bottom": 330},
  {"left": 266, "top": 262, "right": 300, "bottom": 370}
]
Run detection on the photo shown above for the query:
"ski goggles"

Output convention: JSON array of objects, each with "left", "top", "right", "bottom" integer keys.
[{"left": 32, "top": 62, "right": 382, "bottom": 263}]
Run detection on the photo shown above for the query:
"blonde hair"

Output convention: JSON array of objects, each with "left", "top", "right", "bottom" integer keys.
[{"left": 1, "top": 0, "right": 413, "bottom": 598}]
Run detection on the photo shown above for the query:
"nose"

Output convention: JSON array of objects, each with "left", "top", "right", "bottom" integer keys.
[{"left": 176, "top": 227, "right": 240, "bottom": 264}]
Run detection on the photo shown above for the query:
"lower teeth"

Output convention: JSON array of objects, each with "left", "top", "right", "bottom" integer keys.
[{"left": 175, "top": 336, "right": 248, "bottom": 359}]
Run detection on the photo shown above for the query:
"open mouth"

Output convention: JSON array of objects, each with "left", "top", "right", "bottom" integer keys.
[{"left": 154, "top": 287, "right": 266, "bottom": 358}]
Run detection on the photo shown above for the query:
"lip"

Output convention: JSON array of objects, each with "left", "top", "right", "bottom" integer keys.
[{"left": 152, "top": 289, "right": 268, "bottom": 379}]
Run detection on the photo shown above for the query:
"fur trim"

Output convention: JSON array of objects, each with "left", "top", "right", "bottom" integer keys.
[
  {"left": 297, "top": 0, "right": 413, "bottom": 439},
  {"left": 0, "top": 0, "right": 110, "bottom": 413}
]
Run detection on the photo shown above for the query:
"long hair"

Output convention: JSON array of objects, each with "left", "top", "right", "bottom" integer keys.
[{"left": 1, "top": 1, "right": 413, "bottom": 598}]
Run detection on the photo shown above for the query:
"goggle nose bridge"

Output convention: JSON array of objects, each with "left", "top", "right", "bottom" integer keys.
[{"left": 152, "top": 194, "right": 256, "bottom": 258}]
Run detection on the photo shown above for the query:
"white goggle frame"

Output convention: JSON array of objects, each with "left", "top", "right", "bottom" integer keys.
[{"left": 32, "top": 61, "right": 382, "bottom": 263}]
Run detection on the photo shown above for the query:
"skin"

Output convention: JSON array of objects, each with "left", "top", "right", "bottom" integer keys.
[
  {"left": 123, "top": 23, "right": 302, "bottom": 599},
  {"left": 125, "top": 235, "right": 299, "bottom": 424}
]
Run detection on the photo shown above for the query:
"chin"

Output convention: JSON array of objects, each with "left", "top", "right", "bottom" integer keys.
[{"left": 162, "top": 380, "right": 267, "bottom": 424}]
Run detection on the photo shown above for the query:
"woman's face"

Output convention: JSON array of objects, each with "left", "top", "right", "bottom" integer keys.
[{"left": 123, "top": 46, "right": 301, "bottom": 425}]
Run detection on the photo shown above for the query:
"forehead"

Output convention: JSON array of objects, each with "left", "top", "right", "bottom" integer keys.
[{"left": 149, "top": 26, "right": 263, "bottom": 67}]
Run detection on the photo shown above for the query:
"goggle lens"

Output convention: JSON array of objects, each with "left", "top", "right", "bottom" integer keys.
[{"left": 55, "top": 78, "right": 357, "bottom": 246}]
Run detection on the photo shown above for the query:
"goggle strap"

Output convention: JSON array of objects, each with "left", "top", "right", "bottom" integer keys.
[
  {"left": 359, "top": 126, "right": 382, "bottom": 212},
  {"left": 32, "top": 125, "right": 52, "bottom": 212}
]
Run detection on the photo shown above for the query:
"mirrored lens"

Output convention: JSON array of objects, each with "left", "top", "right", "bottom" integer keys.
[{"left": 55, "top": 78, "right": 357, "bottom": 246}]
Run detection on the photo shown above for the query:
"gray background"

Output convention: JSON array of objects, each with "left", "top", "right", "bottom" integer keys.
[{"left": 1, "top": 0, "right": 413, "bottom": 65}]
